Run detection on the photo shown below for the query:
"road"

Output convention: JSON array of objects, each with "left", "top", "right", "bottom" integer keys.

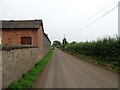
[
  {"left": 0, "top": 51, "right": 2, "bottom": 89},
  {"left": 32, "top": 49, "right": 118, "bottom": 88}
]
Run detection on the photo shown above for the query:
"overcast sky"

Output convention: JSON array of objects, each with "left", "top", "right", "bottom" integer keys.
[{"left": 0, "top": 0, "right": 119, "bottom": 43}]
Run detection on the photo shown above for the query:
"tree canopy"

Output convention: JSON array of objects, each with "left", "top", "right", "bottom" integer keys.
[{"left": 52, "top": 40, "right": 62, "bottom": 48}]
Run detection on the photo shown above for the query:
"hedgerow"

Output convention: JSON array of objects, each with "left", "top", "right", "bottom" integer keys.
[{"left": 64, "top": 36, "right": 120, "bottom": 72}]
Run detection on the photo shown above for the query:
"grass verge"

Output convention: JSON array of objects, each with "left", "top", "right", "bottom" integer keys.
[
  {"left": 64, "top": 50, "right": 119, "bottom": 73},
  {"left": 7, "top": 50, "right": 53, "bottom": 89}
]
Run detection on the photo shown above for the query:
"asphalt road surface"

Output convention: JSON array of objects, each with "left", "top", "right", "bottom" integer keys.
[{"left": 32, "top": 49, "right": 118, "bottom": 88}]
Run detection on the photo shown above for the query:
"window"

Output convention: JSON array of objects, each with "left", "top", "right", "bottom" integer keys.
[{"left": 21, "top": 37, "right": 32, "bottom": 45}]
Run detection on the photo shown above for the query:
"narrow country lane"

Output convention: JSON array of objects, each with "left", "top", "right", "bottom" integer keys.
[{"left": 32, "top": 49, "right": 118, "bottom": 88}]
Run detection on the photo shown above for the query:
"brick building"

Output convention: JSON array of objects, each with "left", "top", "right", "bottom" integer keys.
[{"left": 1, "top": 20, "right": 51, "bottom": 57}]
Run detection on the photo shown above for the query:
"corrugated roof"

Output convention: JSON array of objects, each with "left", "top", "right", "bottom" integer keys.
[{"left": 1, "top": 20, "right": 42, "bottom": 29}]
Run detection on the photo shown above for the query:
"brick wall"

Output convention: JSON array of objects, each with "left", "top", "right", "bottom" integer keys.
[
  {"left": 37, "top": 26, "right": 44, "bottom": 59},
  {"left": 2, "top": 29, "right": 38, "bottom": 45},
  {"left": 2, "top": 47, "right": 38, "bottom": 88}
]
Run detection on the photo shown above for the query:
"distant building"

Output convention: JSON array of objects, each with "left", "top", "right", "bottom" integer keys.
[{"left": 1, "top": 20, "right": 51, "bottom": 56}]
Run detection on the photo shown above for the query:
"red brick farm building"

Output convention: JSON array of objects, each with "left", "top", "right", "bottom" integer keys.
[
  {"left": 1, "top": 20, "right": 51, "bottom": 57},
  {"left": 1, "top": 20, "right": 51, "bottom": 88}
]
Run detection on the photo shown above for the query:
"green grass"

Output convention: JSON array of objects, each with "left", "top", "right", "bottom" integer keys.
[
  {"left": 7, "top": 50, "right": 53, "bottom": 89},
  {"left": 66, "top": 51, "right": 118, "bottom": 72}
]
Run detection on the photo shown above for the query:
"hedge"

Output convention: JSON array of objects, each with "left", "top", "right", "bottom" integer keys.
[{"left": 64, "top": 36, "right": 120, "bottom": 72}]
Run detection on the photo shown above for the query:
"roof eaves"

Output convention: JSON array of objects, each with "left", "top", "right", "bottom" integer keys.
[{"left": 44, "top": 33, "right": 51, "bottom": 43}]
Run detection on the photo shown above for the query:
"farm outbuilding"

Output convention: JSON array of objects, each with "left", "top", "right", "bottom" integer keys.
[{"left": 1, "top": 20, "right": 51, "bottom": 57}]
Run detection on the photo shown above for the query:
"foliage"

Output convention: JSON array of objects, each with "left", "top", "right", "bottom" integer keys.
[
  {"left": 70, "top": 41, "right": 77, "bottom": 44},
  {"left": 52, "top": 40, "right": 62, "bottom": 48},
  {"left": 62, "top": 38, "right": 67, "bottom": 45},
  {"left": 7, "top": 51, "right": 53, "bottom": 89},
  {"left": 62, "top": 38, "right": 68, "bottom": 49},
  {"left": 64, "top": 36, "right": 120, "bottom": 72}
]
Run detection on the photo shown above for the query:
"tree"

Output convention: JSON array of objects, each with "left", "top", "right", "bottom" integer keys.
[
  {"left": 70, "top": 41, "right": 77, "bottom": 44},
  {"left": 62, "top": 37, "right": 68, "bottom": 49},
  {"left": 52, "top": 40, "right": 61, "bottom": 48}
]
